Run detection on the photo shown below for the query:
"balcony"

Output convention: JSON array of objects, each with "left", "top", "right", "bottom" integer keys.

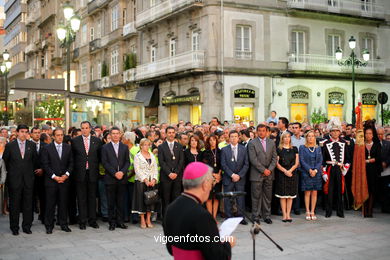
[
  {"left": 89, "top": 79, "right": 102, "bottom": 92},
  {"left": 136, "top": 0, "right": 204, "bottom": 28},
  {"left": 89, "top": 38, "right": 101, "bottom": 53},
  {"left": 26, "top": 8, "right": 41, "bottom": 25},
  {"left": 123, "top": 22, "right": 137, "bottom": 38},
  {"left": 9, "top": 62, "right": 27, "bottom": 78},
  {"left": 25, "top": 43, "right": 36, "bottom": 54},
  {"left": 101, "top": 76, "right": 110, "bottom": 88},
  {"left": 101, "top": 35, "right": 109, "bottom": 48},
  {"left": 287, "top": 0, "right": 384, "bottom": 19},
  {"left": 87, "top": 0, "right": 109, "bottom": 15},
  {"left": 235, "top": 50, "right": 252, "bottom": 60},
  {"left": 25, "top": 69, "right": 36, "bottom": 79},
  {"left": 287, "top": 54, "right": 386, "bottom": 75},
  {"left": 136, "top": 50, "right": 205, "bottom": 80},
  {"left": 123, "top": 68, "right": 136, "bottom": 83}
]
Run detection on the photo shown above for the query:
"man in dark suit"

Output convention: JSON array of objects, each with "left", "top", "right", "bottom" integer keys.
[
  {"left": 101, "top": 127, "right": 130, "bottom": 231},
  {"left": 221, "top": 130, "right": 249, "bottom": 225},
  {"left": 3, "top": 125, "right": 38, "bottom": 235},
  {"left": 41, "top": 128, "right": 73, "bottom": 234},
  {"left": 158, "top": 126, "right": 185, "bottom": 218},
  {"left": 248, "top": 124, "right": 277, "bottom": 224},
  {"left": 71, "top": 121, "right": 102, "bottom": 229},
  {"left": 377, "top": 127, "right": 390, "bottom": 212},
  {"left": 31, "top": 126, "right": 46, "bottom": 224}
]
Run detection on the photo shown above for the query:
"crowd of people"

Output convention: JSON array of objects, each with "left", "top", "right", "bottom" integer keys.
[{"left": 0, "top": 110, "right": 390, "bottom": 236}]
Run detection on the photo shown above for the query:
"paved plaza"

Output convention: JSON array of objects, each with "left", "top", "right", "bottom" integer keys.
[{"left": 0, "top": 209, "right": 389, "bottom": 260}]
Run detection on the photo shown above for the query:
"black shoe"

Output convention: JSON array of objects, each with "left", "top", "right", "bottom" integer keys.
[
  {"left": 102, "top": 217, "right": 108, "bottom": 222},
  {"left": 23, "top": 228, "right": 32, "bottom": 234},
  {"left": 264, "top": 218, "right": 273, "bottom": 224},
  {"left": 294, "top": 210, "right": 301, "bottom": 215},
  {"left": 109, "top": 224, "right": 115, "bottom": 231},
  {"left": 325, "top": 212, "right": 332, "bottom": 218},
  {"left": 287, "top": 219, "right": 292, "bottom": 223},
  {"left": 240, "top": 219, "right": 248, "bottom": 225},
  {"left": 79, "top": 224, "right": 86, "bottom": 230},
  {"left": 46, "top": 228, "right": 53, "bottom": 234},
  {"left": 89, "top": 222, "right": 99, "bottom": 229},
  {"left": 11, "top": 230, "right": 19, "bottom": 236},
  {"left": 117, "top": 224, "right": 128, "bottom": 229},
  {"left": 337, "top": 213, "right": 344, "bottom": 218},
  {"left": 61, "top": 225, "right": 72, "bottom": 232},
  {"left": 282, "top": 219, "right": 287, "bottom": 223}
]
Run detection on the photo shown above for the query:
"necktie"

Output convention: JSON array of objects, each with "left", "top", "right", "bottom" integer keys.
[
  {"left": 262, "top": 139, "right": 267, "bottom": 152},
  {"left": 169, "top": 142, "right": 174, "bottom": 155},
  {"left": 233, "top": 146, "right": 237, "bottom": 161},
  {"left": 20, "top": 142, "right": 25, "bottom": 159},
  {"left": 57, "top": 144, "right": 62, "bottom": 159},
  {"left": 84, "top": 137, "right": 89, "bottom": 169},
  {"left": 114, "top": 143, "right": 119, "bottom": 157}
]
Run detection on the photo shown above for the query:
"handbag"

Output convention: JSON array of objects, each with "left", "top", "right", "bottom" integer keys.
[{"left": 144, "top": 186, "right": 159, "bottom": 206}]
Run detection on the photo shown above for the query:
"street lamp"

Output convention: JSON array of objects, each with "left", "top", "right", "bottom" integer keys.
[
  {"left": 56, "top": 2, "right": 80, "bottom": 130},
  {"left": 335, "top": 36, "right": 370, "bottom": 126},
  {"left": 0, "top": 49, "right": 12, "bottom": 126}
]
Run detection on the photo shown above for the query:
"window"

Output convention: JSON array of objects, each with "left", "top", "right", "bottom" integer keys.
[
  {"left": 169, "top": 39, "right": 176, "bottom": 57},
  {"left": 328, "top": 0, "right": 338, "bottom": 7},
  {"left": 90, "top": 66, "right": 94, "bottom": 81},
  {"left": 291, "top": 31, "right": 305, "bottom": 62},
  {"left": 151, "top": 46, "right": 156, "bottom": 62},
  {"left": 235, "top": 25, "right": 251, "bottom": 59},
  {"left": 111, "top": 5, "right": 119, "bottom": 31},
  {"left": 97, "top": 62, "right": 101, "bottom": 79},
  {"left": 96, "top": 19, "right": 102, "bottom": 38},
  {"left": 123, "top": 8, "right": 127, "bottom": 25},
  {"left": 90, "top": 27, "right": 94, "bottom": 41},
  {"left": 327, "top": 34, "right": 341, "bottom": 56},
  {"left": 192, "top": 32, "right": 199, "bottom": 51},
  {"left": 81, "top": 63, "right": 88, "bottom": 84},
  {"left": 363, "top": 37, "right": 374, "bottom": 58},
  {"left": 361, "top": 0, "right": 372, "bottom": 12},
  {"left": 111, "top": 49, "right": 119, "bottom": 75},
  {"left": 81, "top": 24, "right": 87, "bottom": 44}
]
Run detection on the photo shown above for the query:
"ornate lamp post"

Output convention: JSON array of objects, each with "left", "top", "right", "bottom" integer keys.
[
  {"left": 0, "top": 49, "right": 12, "bottom": 126},
  {"left": 335, "top": 36, "right": 370, "bottom": 125},
  {"left": 56, "top": 2, "right": 80, "bottom": 130}
]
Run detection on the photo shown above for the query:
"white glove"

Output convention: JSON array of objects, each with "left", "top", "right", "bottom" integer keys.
[
  {"left": 341, "top": 169, "right": 347, "bottom": 176},
  {"left": 322, "top": 174, "right": 328, "bottom": 182}
]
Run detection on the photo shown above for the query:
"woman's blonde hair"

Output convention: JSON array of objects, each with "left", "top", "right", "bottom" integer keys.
[
  {"left": 139, "top": 138, "right": 151, "bottom": 148},
  {"left": 278, "top": 131, "right": 292, "bottom": 150},
  {"left": 304, "top": 130, "right": 318, "bottom": 148}
]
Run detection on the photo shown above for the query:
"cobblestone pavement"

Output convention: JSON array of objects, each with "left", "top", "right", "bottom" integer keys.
[{"left": 0, "top": 209, "right": 389, "bottom": 260}]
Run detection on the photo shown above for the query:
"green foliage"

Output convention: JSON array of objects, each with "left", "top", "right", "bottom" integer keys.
[
  {"left": 311, "top": 107, "right": 328, "bottom": 125},
  {"left": 123, "top": 53, "right": 137, "bottom": 70},
  {"left": 14, "top": 108, "right": 33, "bottom": 126},
  {"left": 381, "top": 105, "right": 390, "bottom": 125},
  {"left": 39, "top": 98, "right": 64, "bottom": 119},
  {"left": 101, "top": 61, "right": 109, "bottom": 77}
]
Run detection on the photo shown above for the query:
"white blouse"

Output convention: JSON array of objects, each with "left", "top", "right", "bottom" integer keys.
[{"left": 134, "top": 151, "right": 158, "bottom": 182}]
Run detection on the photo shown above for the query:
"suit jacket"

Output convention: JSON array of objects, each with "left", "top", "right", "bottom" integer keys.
[
  {"left": 41, "top": 142, "right": 73, "bottom": 186},
  {"left": 248, "top": 137, "right": 278, "bottom": 181},
  {"left": 3, "top": 139, "right": 38, "bottom": 189},
  {"left": 70, "top": 135, "right": 102, "bottom": 182},
  {"left": 158, "top": 141, "right": 185, "bottom": 182},
  {"left": 101, "top": 142, "right": 130, "bottom": 185},
  {"left": 220, "top": 144, "right": 249, "bottom": 186},
  {"left": 381, "top": 140, "right": 390, "bottom": 167},
  {"left": 31, "top": 141, "right": 46, "bottom": 169}
]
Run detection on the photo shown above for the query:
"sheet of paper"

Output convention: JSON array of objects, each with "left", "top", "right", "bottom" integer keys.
[{"left": 219, "top": 217, "right": 243, "bottom": 238}]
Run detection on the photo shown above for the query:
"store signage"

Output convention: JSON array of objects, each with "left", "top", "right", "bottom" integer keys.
[
  {"left": 328, "top": 92, "right": 344, "bottom": 105},
  {"left": 234, "top": 89, "right": 255, "bottom": 98},
  {"left": 162, "top": 94, "right": 200, "bottom": 105},
  {"left": 291, "top": 90, "right": 309, "bottom": 100},
  {"left": 362, "top": 93, "right": 377, "bottom": 105}
]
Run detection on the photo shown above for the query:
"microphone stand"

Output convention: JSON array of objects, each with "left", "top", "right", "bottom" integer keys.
[{"left": 228, "top": 196, "right": 283, "bottom": 260}]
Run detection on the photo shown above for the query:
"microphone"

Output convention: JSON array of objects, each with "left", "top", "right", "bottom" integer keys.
[{"left": 215, "top": 191, "right": 246, "bottom": 199}]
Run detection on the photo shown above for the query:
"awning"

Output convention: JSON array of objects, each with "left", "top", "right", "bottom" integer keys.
[
  {"left": 135, "top": 85, "right": 155, "bottom": 106},
  {"left": 8, "top": 90, "right": 29, "bottom": 101}
]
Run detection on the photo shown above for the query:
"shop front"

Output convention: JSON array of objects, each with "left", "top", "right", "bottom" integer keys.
[
  {"left": 162, "top": 93, "right": 202, "bottom": 125},
  {"left": 288, "top": 87, "right": 311, "bottom": 123},
  {"left": 232, "top": 87, "right": 258, "bottom": 126}
]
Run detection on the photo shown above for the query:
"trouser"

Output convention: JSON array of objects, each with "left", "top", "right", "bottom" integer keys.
[
  {"left": 76, "top": 172, "right": 97, "bottom": 225},
  {"left": 9, "top": 185, "right": 34, "bottom": 231},
  {"left": 106, "top": 183, "right": 126, "bottom": 225},
  {"left": 45, "top": 182, "right": 69, "bottom": 228},
  {"left": 98, "top": 179, "right": 108, "bottom": 218},
  {"left": 33, "top": 175, "right": 45, "bottom": 222},
  {"left": 123, "top": 182, "right": 137, "bottom": 222},
  {"left": 251, "top": 177, "right": 273, "bottom": 220},
  {"left": 160, "top": 179, "right": 182, "bottom": 218},
  {"left": 68, "top": 176, "right": 78, "bottom": 223},
  {"left": 223, "top": 182, "right": 245, "bottom": 218},
  {"left": 326, "top": 170, "right": 343, "bottom": 216}
]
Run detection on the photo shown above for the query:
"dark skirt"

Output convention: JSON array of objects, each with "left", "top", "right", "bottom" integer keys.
[
  {"left": 208, "top": 182, "right": 222, "bottom": 200},
  {"left": 275, "top": 170, "right": 298, "bottom": 198},
  {"left": 131, "top": 181, "right": 156, "bottom": 214}
]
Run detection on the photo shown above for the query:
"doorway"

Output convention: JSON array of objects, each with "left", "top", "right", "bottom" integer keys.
[
  {"left": 234, "top": 104, "right": 254, "bottom": 125},
  {"left": 290, "top": 103, "right": 308, "bottom": 123}
]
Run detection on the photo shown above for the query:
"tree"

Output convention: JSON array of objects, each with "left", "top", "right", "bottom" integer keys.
[
  {"left": 311, "top": 107, "right": 328, "bottom": 125},
  {"left": 381, "top": 105, "right": 390, "bottom": 125},
  {"left": 123, "top": 53, "right": 137, "bottom": 70},
  {"left": 39, "top": 98, "right": 65, "bottom": 120}
]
